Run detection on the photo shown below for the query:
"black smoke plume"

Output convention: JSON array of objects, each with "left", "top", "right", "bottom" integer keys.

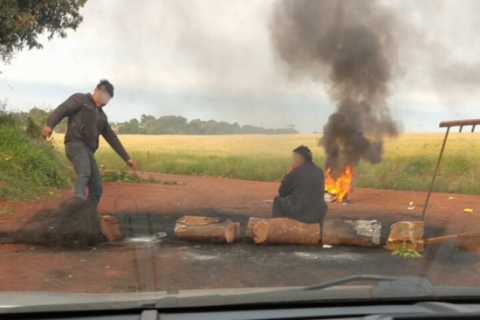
[{"left": 270, "top": 0, "right": 399, "bottom": 170}]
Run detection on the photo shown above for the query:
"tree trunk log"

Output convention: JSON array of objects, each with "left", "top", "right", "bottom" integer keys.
[
  {"left": 176, "top": 216, "right": 221, "bottom": 226},
  {"left": 246, "top": 218, "right": 266, "bottom": 239},
  {"left": 100, "top": 215, "right": 123, "bottom": 242},
  {"left": 253, "top": 218, "right": 320, "bottom": 244},
  {"left": 387, "top": 221, "right": 424, "bottom": 242},
  {"left": 174, "top": 216, "right": 238, "bottom": 243},
  {"left": 322, "top": 219, "right": 382, "bottom": 247}
]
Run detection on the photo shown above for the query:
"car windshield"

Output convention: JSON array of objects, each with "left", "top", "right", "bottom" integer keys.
[{"left": 1, "top": 0, "right": 480, "bottom": 311}]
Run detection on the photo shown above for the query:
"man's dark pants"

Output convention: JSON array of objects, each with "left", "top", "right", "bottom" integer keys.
[{"left": 65, "top": 141, "right": 102, "bottom": 209}]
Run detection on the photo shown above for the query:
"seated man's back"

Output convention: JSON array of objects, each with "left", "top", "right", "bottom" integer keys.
[{"left": 273, "top": 146, "right": 327, "bottom": 224}]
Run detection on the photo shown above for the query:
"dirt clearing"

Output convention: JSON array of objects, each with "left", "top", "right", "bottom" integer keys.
[{"left": 1, "top": 172, "right": 480, "bottom": 293}]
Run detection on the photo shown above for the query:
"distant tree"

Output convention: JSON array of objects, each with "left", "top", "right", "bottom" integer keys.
[
  {"left": 26, "top": 107, "right": 68, "bottom": 132},
  {"left": 116, "top": 114, "right": 298, "bottom": 135},
  {"left": 140, "top": 114, "right": 156, "bottom": 125},
  {"left": 157, "top": 115, "right": 188, "bottom": 134},
  {"left": 28, "top": 106, "right": 45, "bottom": 119},
  {"left": 0, "top": 0, "right": 87, "bottom": 63}
]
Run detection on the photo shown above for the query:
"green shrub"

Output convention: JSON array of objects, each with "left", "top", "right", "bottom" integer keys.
[{"left": 0, "top": 125, "right": 70, "bottom": 200}]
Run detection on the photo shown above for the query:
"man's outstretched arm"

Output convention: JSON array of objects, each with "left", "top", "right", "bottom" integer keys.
[
  {"left": 42, "top": 94, "right": 83, "bottom": 139},
  {"left": 101, "top": 124, "right": 137, "bottom": 169}
]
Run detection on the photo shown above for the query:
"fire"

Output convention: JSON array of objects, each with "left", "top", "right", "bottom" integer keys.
[{"left": 324, "top": 163, "right": 355, "bottom": 203}]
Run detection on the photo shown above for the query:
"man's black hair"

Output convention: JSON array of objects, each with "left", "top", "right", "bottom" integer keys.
[
  {"left": 293, "top": 145, "right": 313, "bottom": 163},
  {"left": 96, "top": 79, "right": 114, "bottom": 98}
]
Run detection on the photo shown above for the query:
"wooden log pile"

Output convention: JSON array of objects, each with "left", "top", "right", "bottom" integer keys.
[{"left": 174, "top": 215, "right": 240, "bottom": 243}]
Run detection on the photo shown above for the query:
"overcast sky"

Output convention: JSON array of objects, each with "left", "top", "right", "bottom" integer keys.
[{"left": 2, "top": 0, "right": 480, "bottom": 132}]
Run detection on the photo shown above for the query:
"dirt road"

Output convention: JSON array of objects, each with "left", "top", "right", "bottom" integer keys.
[{"left": 1, "top": 172, "right": 480, "bottom": 293}]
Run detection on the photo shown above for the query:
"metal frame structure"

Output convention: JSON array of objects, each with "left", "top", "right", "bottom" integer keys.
[{"left": 421, "top": 119, "right": 480, "bottom": 220}]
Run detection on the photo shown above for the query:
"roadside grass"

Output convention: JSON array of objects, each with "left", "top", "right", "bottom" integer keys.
[
  {"left": 0, "top": 207, "right": 14, "bottom": 215},
  {"left": 0, "top": 125, "right": 71, "bottom": 200},
  {"left": 101, "top": 170, "right": 180, "bottom": 185},
  {"left": 51, "top": 132, "right": 480, "bottom": 195}
]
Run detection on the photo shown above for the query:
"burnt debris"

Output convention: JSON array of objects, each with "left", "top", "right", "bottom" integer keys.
[{"left": 14, "top": 199, "right": 101, "bottom": 248}]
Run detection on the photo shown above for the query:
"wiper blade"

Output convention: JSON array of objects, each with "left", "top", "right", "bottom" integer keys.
[
  {"left": 301, "top": 275, "right": 399, "bottom": 291},
  {"left": 300, "top": 275, "right": 435, "bottom": 298},
  {"left": 153, "top": 275, "right": 434, "bottom": 308}
]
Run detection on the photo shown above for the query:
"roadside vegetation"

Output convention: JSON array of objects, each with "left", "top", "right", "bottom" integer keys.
[
  {"left": 0, "top": 106, "right": 70, "bottom": 200},
  {"left": 51, "top": 132, "right": 480, "bottom": 195},
  {"left": 101, "top": 169, "right": 179, "bottom": 185},
  {"left": 3, "top": 105, "right": 479, "bottom": 200}
]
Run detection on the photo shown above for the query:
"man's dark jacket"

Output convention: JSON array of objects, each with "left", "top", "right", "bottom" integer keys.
[
  {"left": 278, "top": 162, "right": 327, "bottom": 223},
  {"left": 46, "top": 93, "right": 130, "bottom": 161}
]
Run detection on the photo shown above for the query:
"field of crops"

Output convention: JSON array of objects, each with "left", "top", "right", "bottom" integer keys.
[{"left": 52, "top": 133, "right": 480, "bottom": 194}]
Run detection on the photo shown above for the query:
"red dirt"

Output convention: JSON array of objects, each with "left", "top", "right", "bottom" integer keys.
[{"left": 1, "top": 172, "right": 480, "bottom": 293}]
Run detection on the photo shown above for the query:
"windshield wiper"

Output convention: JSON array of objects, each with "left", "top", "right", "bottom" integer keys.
[
  {"left": 301, "top": 275, "right": 399, "bottom": 291},
  {"left": 300, "top": 275, "right": 435, "bottom": 298},
  {"left": 153, "top": 275, "right": 437, "bottom": 308},
  {"left": 2, "top": 275, "right": 477, "bottom": 313}
]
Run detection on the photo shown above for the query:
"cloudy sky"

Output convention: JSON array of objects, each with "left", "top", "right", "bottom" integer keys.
[{"left": 2, "top": 0, "right": 480, "bottom": 132}]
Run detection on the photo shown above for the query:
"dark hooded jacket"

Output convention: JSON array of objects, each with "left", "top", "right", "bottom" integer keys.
[
  {"left": 278, "top": 162, "right": 328, "bottom": 223},
  {"left": 46, "top": 93, "right": 130, "bottom": 161}
]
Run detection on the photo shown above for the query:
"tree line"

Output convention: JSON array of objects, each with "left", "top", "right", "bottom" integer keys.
[
  {"left": 118, "top": 114, "right": 298, "bottom": 135},
  {"left": 1, "top": 106, "right": 297, "bottom": 135}
]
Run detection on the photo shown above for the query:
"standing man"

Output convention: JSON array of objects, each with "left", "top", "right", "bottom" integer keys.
[
  {"left": 41, "top": 80, "right": 137, "bottom": 209},
  {"left": 273, "top": 145, "right": 327, "bottom": 224}
]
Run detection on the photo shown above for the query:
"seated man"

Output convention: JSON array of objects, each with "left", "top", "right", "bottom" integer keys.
[{"left": 273, "top": 145, "right": 327, "bottom": 224}]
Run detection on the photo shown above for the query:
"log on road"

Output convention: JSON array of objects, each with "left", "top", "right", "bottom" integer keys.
[
  {"left": 176, "top": 216, "right": 221, "bottom": 226},
  {"left": 322, "top": 219, "right": 382, "bottom": 247},
  {"left": 387, "top": 221, "right": 424, "bottom": 243},
  {"left": 246, "top": 217, "right": 266, "bottom": 239},
  {"left": 253, "top": 218, "right": 320, "bottom": 244},
  {"left": 100, "top": 215, "right": 123, "bottom": 242},
  {"left": 174, "top": 215, "right": 239, "bottom": 243}
]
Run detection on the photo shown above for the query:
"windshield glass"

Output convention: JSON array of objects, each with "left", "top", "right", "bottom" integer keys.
[{"left": 1, "top": 0, "right": 480, "bottom": 311}]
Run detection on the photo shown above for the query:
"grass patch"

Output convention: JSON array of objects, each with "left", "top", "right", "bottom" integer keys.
[
  {"left": 392, "top": 241, "right": 422, "bottom": 258},
  {"left": 0, "top": 207, "right": 14, "bottom": 215},
  {"left": 0, "top": 120, "right": 70, "bottom": 200},
  {"left": 51, "top": 132, "right": 480, "bottom": 194},
  {"left": 101, "top": 170, "right": 180, "bottom": 185}
]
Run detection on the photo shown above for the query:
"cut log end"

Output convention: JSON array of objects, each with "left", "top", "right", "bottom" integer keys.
[
  {"left": 252, "top": 221, "right": 270, "bottom": 244},
  {"left": 388, "top": 221, "right": 424, "bottom": 243},
  {"left": 246, "top": 217, "right": 265, "bottom": 239},
  {"left": 100, "top": 215, "right": 123, "bottom": 242}
]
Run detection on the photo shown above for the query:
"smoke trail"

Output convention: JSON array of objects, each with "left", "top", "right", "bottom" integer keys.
[{"left": 270, "top": 0, "right": 399, "bottom": 170}]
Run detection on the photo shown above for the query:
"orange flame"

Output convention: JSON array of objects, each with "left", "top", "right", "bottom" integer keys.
[{"left": 325, "top": 163, "right": 355, "bottom": 203}]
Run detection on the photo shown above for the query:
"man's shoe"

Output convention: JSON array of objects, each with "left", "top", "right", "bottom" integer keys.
[{"left": 75, "top": 194, "right": 86, "bottom": 201}]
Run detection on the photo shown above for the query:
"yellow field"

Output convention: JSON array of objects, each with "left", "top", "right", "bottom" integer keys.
[
  {"left": 51, "top": 133, "right": 480, "bottom": 194},
  {"left": 52, "top": 132, "right": 480, "bottom": 157}
]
